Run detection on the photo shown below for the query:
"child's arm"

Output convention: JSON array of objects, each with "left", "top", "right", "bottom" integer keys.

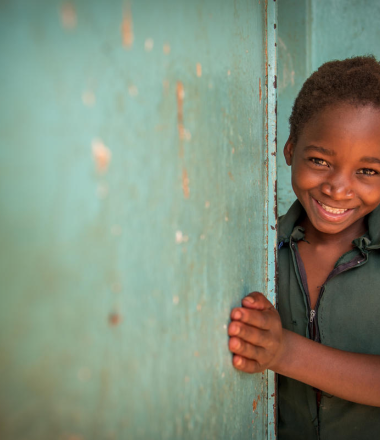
[{"left": 228, "top": 292, "right": 380, "bottom": 407}]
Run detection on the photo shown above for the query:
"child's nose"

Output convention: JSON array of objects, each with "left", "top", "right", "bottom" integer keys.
[{"left": 320, "top": 174, "right": 355, "bottom": 200}]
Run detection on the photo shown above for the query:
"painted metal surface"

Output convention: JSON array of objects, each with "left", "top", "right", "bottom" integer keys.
[
  {"left": 277, "top": 0, "right": 380, "bottom": 216},
  {"left": 0, "top": 1, "right": 276, "bottom": 439}
]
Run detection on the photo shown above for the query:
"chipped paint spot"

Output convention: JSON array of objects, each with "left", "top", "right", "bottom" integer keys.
[
  {"left": 60, "top": 2, "right": 77, "bottom": 29},
  {"left": 173, "top": 295, "right": 179, "bottom": 305},
  {"left": 228, "top": 172, "right": 234, "bottom": 181},
  {"left": 176, "top": 231, "right": 189, "bottom": 244},
  {"left": 227, "top": 70, "right": 231, "bottom": 76},
  {"left": 128, "top": 85, "right": 138, "bottom": 97},
  {"left": 196, "top": 304, "right": 202, "bottom": 311},
  {"left": 77, "top": 367, "right": 92, "bottom": 382},
  {"left": 200, "top": 234, "right": 205, "bottom": 240},
  {"left": 176, "top": 81, "right": 185, "bottom": 155},
  {"left": 163, "top": 43, "right": 171, "bottom": 54},
  {"left": 182, "top": 168, "right": 190, "bottom": 199},
  {"left": 223, "top": 324, "right": 227, "bottom": 329},
  {"left": 259, "top": 78, "right": 262, "bottom": 103},
  {"left": 184, "top": 376, "right": 190, "bottom": 383},
  {"left": 92, "top": 139, "right": 111, "bottom": 174},
  {"left": 221, "top": 372, "right": 225, "bottom": 378},
  {"left": 208, "top": 81, "right": 214, "bottom": 89},
  {"left": 121, "top": 3, "right": 134, "bottom": 48},
  {"left": 111, "top": 225, "right": 122, "bottom": 236},
  {"left": 144, "top": 38, "right": 154, "bottom": 51},
  {"left": 109, "top": 313, "right": 122, "bottom": 326},
  {"left": 82, "top": 90, "right": 96, "bottom": 107},
  {"left": 232, "top": 148, "right": 235, "bottom": 154},
  {"left": 225, "top": 216, "right": 229, "bottom": 222},
  {"left": 205, "top": 201, "right": 210, "bottom": 208},
  {"left": 196, "top": 63, "right": 202, "bottom": 77},
  {"left": 253, "top": 395, "right": 261, "bottom": 412},
  {"left": 194, "top": 351, "right": 200, "bottom": 357}
]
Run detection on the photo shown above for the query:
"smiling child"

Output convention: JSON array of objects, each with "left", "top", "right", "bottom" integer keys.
[{"left": 228, "top": 56, "right": 380, "bottom": 439}]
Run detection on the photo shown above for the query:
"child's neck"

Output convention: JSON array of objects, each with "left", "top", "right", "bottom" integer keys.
[{"left": 300, "top": 216, "right": 368, "bottom": 248}]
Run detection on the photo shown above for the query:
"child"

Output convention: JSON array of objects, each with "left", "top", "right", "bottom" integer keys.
[{"left": 228, "top": 56, "right": 380, "bottom": 439}]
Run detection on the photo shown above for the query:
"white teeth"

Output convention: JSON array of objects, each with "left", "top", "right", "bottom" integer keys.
[{"left": 317, "top": 200, "right": 348, "bottom": 214}]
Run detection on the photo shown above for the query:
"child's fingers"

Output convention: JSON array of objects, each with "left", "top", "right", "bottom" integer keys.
[
  {"left": 241, "top": 291, "right": 274, "bottom": 311},
  {"left": 229, "top": 335, "right": 266, "bottom": 359},
  {"left": 230, "top": 307, "right": 273, "bottom": 330},
  {"left": 228, "top": 321, "right": 270, "bottom": 346},
  {"left": 232, "top": 355, "right": 263, "bottom": 374}
]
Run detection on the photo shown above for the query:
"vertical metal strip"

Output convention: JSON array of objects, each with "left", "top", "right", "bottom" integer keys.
[{"left": 266, "top": 0, "right": 278, "bottom": 439}]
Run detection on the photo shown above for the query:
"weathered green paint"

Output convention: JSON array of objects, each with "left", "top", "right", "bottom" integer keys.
[
  {"left": 278, "top": 0, "right": 380, "bottom": 216},
  {"left": 0, "top": 1, "right": 276, "bottom": 438}
]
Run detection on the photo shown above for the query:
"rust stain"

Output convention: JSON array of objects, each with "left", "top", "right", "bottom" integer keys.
[
  {"left": 196, "top": 63, "right": 202, "bottom": 77},
  {"left": 182, "top": 168, "right": 190, "bottom": 199},
  {"left": 253, "top": 394, "right": 261, "bottom": 412},
  {"left": 92, "top": 139, "right": 111, "bottom": 174},
  {"left": 228, "top": 171, "right": 234, "bottom": 181},
  {"left": 259, "top": 78, "right": 262, "bottom": 103},
  {"left": 176, "top": 81, "right": 185, "bottom": 156},
  {"left": 60, "top": 2, "right": 77, "bottom": 29},
  {"left": 109, "top": 313, "right": 122, "bottom": 326},
  {"left": 121, "top": 3, "right": 134, "bottom": 48}
]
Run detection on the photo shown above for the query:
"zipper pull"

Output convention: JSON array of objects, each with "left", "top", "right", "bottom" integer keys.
[{"left": 310, "top": 309, "right": 316, "bottom": 323}]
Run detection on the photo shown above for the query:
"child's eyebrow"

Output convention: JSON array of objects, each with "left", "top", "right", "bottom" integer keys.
[
  {"left": 360, "top": 156, "right": 380, "bottom": 164},
  {"left": 304, "top": 145, "right": 336, "bottom": 156}
]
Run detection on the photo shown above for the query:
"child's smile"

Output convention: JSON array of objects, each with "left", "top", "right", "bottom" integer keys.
[{"left": 284, "top": 103, "right": 380, "bottom": 237}]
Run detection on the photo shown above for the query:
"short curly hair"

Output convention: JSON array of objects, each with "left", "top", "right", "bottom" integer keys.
[{"left": 289, "top": 55, "right": 380, "bottom": 143}]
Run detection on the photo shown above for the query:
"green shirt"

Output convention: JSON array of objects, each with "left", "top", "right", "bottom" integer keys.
[{"left": 277, "top": 200, "right": 380, "bottom": 440}]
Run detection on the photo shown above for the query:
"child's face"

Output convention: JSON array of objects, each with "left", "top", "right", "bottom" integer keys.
[{"left": 284, "top": 104, "right": 380, "bottom": 235}]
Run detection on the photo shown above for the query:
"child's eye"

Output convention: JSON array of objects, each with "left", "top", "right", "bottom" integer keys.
[
  {"left": 310, "top": 158, "right": 328, "bottom": 167},
  {"left": 357, "top": 168, "right": 378, "bottom": 176}
]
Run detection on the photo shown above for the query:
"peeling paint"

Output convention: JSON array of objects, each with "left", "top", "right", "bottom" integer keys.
[
  {"left": 109, "top": 313, "right": 122, "bottom": 326},
  {"left": 175, "top": 231, "right": 189, "bottom": 244},
  {"left": 92, "top": 139, "right": 111, "bottom": 174},
  {"left": 182, "top": 168, "right": 190, "bottom": 199},
  {"left": 121, "top": 3, "right": 134, "bottom": 48},
  {"left": 259, "top": 78, "right": 262, "bottom": 103},
  {"left": 196, "top": 63, "right": 202, "bottom": 77},
  {"left": 176, "top": 81, "right": 185, "bottom": 156},
  {"left": 60, "top": 2, "right": 77, "bottom": 29}
]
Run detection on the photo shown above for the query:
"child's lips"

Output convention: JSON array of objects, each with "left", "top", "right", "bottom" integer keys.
[{"left": 312, "top": 197, "right": 355, "bottom": 222}]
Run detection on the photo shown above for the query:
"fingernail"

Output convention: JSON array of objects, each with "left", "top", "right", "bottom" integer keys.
[
  {"left": 243, "top": 296, "right": 254, "bottom": 304},
  {"left": 230, "top": 324, "right": 240, "bottom": 335},
  {"left": 235, "top": 356, "right": 242, "bottom": 366},
  {"left": 233, "top": 311, "right": 242, "bottom": 320}
]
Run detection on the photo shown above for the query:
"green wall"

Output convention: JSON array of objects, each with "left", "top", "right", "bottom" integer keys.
[{"left": 0, "top": 1, "right": 277, "bottom": 439}]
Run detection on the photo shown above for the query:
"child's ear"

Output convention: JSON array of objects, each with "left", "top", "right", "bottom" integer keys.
[{"left": 284, "top": 136, "right": 295, "bottom": 166}]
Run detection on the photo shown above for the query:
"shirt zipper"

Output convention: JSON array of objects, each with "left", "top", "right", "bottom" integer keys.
[{"left": 290, "top": 239, "right": 367, "bottom": 342}]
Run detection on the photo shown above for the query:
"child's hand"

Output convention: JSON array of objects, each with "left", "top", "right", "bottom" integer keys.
[{"left": 228, "top": 292, "right": 284, "bottom": 373}]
